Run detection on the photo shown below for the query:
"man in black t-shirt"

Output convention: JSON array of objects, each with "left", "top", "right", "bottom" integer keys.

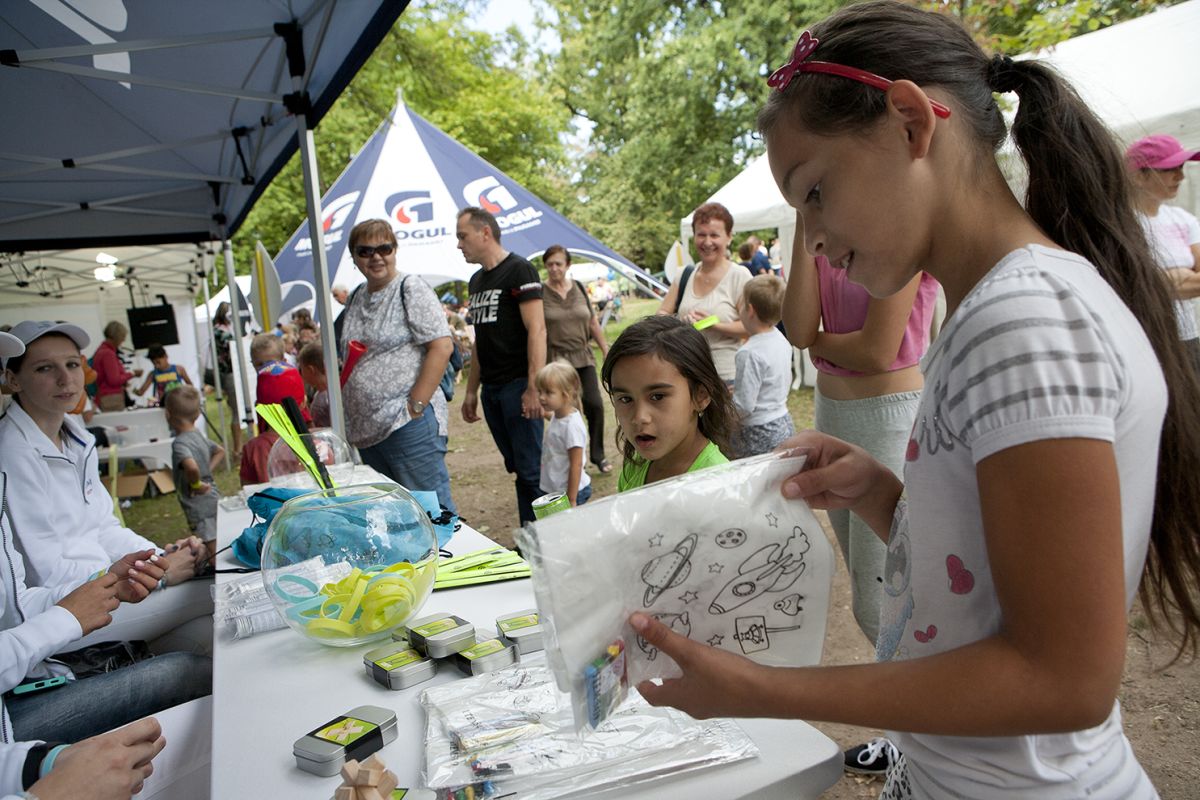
[{"left": 458, "top": 207, "right": 547, "bottom": 524}]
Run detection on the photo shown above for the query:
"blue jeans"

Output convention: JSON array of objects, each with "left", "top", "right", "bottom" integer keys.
[
  {"left": 7, "top": 653, "right": 212, "bottom": 743},
  {"left": 576, "top": 484, "right": 592, "bottom": 505},
  {"left": 360, "top": 404, "right": 455, "bottom": 514},
  {"left": 481, "top": 378, "right": 544, "bottom": 524}
]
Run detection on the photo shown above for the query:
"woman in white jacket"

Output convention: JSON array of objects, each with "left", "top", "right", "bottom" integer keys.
[
  {"left": 0, "top": 333, "right": 207, "bottom": 799},
  {"left": 0, "top": 322, "right": 212, "bottom": 654}
]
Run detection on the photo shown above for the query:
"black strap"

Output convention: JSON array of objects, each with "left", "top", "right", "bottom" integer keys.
[
  {"left": 672, "top": 266, "right": 695, "bottom": 314},
  {"left": 572, "top": 278, "right": 589, "bottom": 304}
]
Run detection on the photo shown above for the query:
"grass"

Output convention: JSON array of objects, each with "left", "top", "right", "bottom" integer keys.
[{"left": 121, "top": 295, "right": 816, "bottom": 547}]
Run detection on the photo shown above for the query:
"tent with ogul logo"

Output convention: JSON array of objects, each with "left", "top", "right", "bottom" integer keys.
[{"left": 272, "top": 94, "right": 665, "bottom": 312}]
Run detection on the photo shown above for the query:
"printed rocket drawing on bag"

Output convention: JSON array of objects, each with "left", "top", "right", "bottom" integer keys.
[{"left": 710, "top": 528, "right": 810, "bottom": 614}]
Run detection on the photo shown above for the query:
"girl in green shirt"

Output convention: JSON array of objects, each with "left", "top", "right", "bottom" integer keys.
[{"left": 601, "top": 316, "right": 738, "bottom": 491}]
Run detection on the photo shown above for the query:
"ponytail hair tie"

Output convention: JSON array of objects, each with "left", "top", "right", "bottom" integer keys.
[{"left": 986, "top": 54, "right": 1021, "bottom": 94}]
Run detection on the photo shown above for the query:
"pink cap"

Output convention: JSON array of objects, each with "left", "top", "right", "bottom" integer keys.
[{"left": 1125, "top": 135, "right": 1200, "bottom": 170}]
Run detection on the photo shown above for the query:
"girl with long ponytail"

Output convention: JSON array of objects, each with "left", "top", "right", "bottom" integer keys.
[{"left": 628, "top": 3, "right": 1199, "bottom": 797}]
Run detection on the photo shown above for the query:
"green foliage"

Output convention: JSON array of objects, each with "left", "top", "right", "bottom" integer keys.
[
  {"left": 544, "top": 0, "right": 843, "bottom": 267},
  {"left": 226, "top": 2, "right": 571, "bottom": 288},
  {"left": 213, "top": 0, "right": 1179, "bottom": 299},
  {"left": 919, "top": 0, "right": 1180, "bottom": 52}
]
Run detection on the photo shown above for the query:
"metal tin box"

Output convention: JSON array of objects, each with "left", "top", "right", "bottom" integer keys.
[
  {"left": 363, "top": 642, "right": 438, "bottom": 690},
  {"left": 293, "top": 704, "right": 397, "bottom": 777},
  {"left": 453, "top": 637, "right": 519, "bottom": 676},
  {"left": 495, "top": 609, "right": 545, "bottom": 654},
  {"left": 402, "top": 613, "right": 475, "bottom": 659}
]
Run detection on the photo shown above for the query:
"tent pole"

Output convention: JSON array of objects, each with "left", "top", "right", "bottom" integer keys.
[
  {"left": 222, "top": 239, "right": 254, "bottom": 443},
  {"left": 200, "top": 256, "right": 231, "bottom": 471},
  {"left": 294, "top": 114, "right": 346, "bottom": 441}
]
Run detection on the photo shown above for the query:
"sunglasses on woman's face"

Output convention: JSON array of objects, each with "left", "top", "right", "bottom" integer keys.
[{"left": 354, "top": 243, "right": 395, "bottom": 259}]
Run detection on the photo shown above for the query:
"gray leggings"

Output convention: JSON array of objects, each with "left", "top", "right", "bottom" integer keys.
[{"left": 814, "top": 387, "right": 922, "bottom": 645}]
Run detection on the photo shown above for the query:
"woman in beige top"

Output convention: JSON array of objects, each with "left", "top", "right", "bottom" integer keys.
[
  {"left": 541, "top": 245, "right": 612, "bottom": 473},
  {"left": 657, "top": 202, "right": 750, "bottom": 383}
]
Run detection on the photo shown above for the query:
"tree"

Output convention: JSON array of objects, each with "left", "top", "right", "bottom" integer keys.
[
  {"left": 921, "top": 0, "right": 1180, "bottom": 52},
  {"left": 543, "top": 0, "right": 1178, "bottom": 268},
  {"left": 225, "top": 2, "right": 571, "bottom": 285},
  {"left": 543, "top": 1, "right": 850, "bottom": 266}
]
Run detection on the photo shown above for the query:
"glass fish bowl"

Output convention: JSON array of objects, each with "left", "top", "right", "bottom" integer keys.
[
  {"left": 265, "top": 428, "right": 356, "bottom": 489},
  {"left": 260, "top": 483, "right": 438, "bottom": 647}
]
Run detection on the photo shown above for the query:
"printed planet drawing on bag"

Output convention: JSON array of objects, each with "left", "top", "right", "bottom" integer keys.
[{"left": 640, "top": 533, "right": 698, "bottom": 607}]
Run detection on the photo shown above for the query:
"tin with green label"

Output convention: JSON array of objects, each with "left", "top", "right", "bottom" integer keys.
[
  {"left": 363, "top": 642, "right": 438, "bottom": 690},
  {"left": 453, "top": 636, "right": 519, "bottom": 676},
  {"left": 293, "top": 704, "right": 397, "bottom": 776},
  {"left": 400, "top": 613, "right": 475, "bottom": 658},
  {"left": 532, "top": 492, "right": 570, "bottom": 519},
  {"left": 495, "top": 609, "right": 545, "bottom": 654}
]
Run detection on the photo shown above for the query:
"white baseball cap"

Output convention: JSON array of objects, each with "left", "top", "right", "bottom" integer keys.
[{"left": 2, "top": 320, "right": 90, "bottom": 370}]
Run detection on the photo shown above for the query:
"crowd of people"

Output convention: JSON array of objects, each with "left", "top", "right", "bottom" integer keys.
[{"left": 2, "top": 2, "right": 1199, "bottom": 797}]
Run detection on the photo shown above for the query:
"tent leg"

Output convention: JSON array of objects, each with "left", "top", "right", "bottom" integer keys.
[
  {"left": 200, "top": 261, "right": 232, "bottom": 471},
  {"left": 294, "top": 112, "right": 346, "bottom": 441},
  {"left": 223, "top": 240, "right": 254, "bottom": 446}
]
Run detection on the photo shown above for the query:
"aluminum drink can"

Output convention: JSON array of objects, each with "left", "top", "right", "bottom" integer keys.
[{"left": 532, "top": 492, "right": 571, "bottom": 519}]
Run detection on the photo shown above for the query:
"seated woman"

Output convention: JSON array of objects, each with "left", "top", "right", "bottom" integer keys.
[
  {"left": 0, "top": 321, "right": 212, "bottom": 655},
  {"left": 0, "top": 330, "right": 209, "bottom": 785}
]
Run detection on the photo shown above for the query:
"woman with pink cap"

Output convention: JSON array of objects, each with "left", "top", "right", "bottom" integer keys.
[{"left": 1127, "top": 134, "right": 1200, "bottom": 372}]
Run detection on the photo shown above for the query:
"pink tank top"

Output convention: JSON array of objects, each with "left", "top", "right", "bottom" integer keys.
[{"left": 811, "top": 255, "right": 939, "bottom": 377}]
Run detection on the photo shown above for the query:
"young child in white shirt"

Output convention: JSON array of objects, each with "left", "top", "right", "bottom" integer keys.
[
  {"left": 731, "top": 274, "right": 795, "bottom": 457},
  {"left": 535, "top": 361, "right": 592, "bottom": 506}
]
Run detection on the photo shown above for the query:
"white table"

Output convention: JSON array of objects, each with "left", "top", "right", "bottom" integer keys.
[
  {"left": 211, "top": 503, "right": 841, "bottom": 798},
  {"left": 93, "top": 407, "right": 174, "bottom": 470},
  {"left": 98, "top": 439, "right": 175, "bottom": 471},
  {"left": 91, "top": 407, "right": 170, "bottom": 442}
]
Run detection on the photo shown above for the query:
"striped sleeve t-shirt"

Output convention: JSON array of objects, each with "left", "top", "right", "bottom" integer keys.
[{"left": 877, "top": 244, "right": 1167, "bottom": 799}]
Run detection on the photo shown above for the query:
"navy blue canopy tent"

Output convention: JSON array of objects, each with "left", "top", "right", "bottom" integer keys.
[
  {"left": 272, "top": 96, "right": 666, "bottom": 308},
  {"left": 0, "top": 0, "right": 411, "bottom": 437}
]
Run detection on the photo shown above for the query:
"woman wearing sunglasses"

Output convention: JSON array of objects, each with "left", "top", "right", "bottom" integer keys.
[{"left": 338, "top": 220, "right": 457, "bottom": 513}]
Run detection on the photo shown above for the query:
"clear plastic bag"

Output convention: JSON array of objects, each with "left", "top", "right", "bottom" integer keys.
[
  {"left": 420, "top": 663, "right": 757, "bottom": 798},
  {"left": 211, "top": 556, "right": 350, "bottom": 639},
  {"left": 516, "top": 451, "right": 833, "bottom": 729}
]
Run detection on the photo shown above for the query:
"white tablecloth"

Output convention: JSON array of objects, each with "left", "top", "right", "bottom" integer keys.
[{"left": 211, "top": 489, "right": 841, "bottom": 798}]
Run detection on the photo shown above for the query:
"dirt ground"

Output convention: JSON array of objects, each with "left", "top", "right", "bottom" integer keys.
[{"left": 442, "top": 385, "right": 1199, "bottom": 799}]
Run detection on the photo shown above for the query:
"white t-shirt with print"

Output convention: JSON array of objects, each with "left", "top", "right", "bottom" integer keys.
[
  {"left": 878, "top": 245, "right": 1165, "bottom": 799},
  {"left": 539, "top": 410, "right": 591, "bottom": 497},
  {"left": 1139, "top": 204, "right": 1200, "bottom": 341}
]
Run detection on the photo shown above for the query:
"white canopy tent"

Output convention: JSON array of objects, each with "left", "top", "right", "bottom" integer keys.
[
  {"left": 0, "top": 243, "right": 213, "bottom": 432},
  {"left": 681, "top": 0, "right": 1200, "bottom": 272}
]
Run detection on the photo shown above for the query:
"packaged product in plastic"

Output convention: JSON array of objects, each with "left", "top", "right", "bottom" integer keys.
[
  {"left": 211, "top": 556, "right": 349, "bottom": 639},
  {"left": 420, "top": 663, "right": 757, "bottom": 798},
  {"left": 516, "top": 451, "right": 833, "bottom": 729}
]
